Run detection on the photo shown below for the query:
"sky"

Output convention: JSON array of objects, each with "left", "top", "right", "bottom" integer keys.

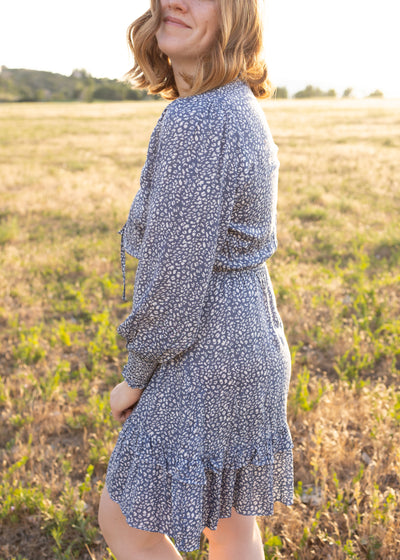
[{"left": 1, "top": 0, "right": 399, "bottom": 98}]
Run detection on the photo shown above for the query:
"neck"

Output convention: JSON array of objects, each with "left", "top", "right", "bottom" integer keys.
[{"left": 170, "top": 59, "right": 196, "bottom": 97}]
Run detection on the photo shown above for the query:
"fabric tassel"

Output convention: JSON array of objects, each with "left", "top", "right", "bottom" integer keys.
[{"left": 118, "top": 225, "right": 127, "bottom": 302}]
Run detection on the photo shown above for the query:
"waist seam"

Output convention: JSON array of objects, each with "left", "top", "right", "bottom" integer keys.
[{"left": 211, "top": 262, "right": 266, "bottom": 274}]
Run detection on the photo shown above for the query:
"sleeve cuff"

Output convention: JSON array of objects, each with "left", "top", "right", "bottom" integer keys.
[{"left": 121, "top": 351, "right": 159, "bottom": 390}]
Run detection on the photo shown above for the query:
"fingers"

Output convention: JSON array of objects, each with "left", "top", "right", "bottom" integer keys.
[
  {"left": 115, "top": 405, "right": 135, "bottom": 423},
  {"left": 109, "top": 382, "right": 141, "bottom": 423},
  {"left": 109, "top": 382, "right": 142, "bottom": 420},
  {"left": 121, "top": 408, "right": 133, "bottom": 422}
]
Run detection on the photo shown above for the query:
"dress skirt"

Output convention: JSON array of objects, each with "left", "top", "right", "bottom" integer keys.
[{"left": 105, "top": 261, "right": 294, "bottom": 552}]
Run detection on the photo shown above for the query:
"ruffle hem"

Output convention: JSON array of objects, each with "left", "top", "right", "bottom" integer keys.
[{"left": 105, "top": 416, "right": 294, "bottom": 552}]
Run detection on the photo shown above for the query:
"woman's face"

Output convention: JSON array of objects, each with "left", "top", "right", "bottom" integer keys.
[{"left": 155, "top": 0, "right": 220, "bottom": 67}]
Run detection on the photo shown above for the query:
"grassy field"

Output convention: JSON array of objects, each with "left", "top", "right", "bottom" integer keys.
[{"left": 0, "top": 96, "right": 399, "bottom": 559}]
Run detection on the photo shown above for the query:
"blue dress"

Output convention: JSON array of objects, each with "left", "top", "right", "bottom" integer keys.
[{"left": 105, "top": 78, "right": 294, "bottom": 552}]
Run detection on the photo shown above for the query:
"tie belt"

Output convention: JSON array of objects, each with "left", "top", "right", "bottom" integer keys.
[{"left": 211, "top": 262, "right": 266, "bottom": 274}]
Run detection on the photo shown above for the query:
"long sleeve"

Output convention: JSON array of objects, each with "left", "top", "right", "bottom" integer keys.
[{"left": 117, "top": 101, "right": 241, "bottom": 389}]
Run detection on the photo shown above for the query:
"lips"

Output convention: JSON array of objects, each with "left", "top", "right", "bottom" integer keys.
[{"left": 164, "top": 16, "right": 191, "bottom": 28}]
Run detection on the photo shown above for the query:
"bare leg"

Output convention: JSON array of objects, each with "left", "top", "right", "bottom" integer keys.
[
  {"left": 203, "top": 508, "right": 264, "bottom": 560},
  {"left": 98, "top": 485, "right": 183, "bottom": 560}
]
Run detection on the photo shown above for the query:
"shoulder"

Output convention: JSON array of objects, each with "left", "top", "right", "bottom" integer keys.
[
  {"left": 161, "top": 80, "right": 254, "bottom": 137},
  {"left": 157, "top": 80, "right": 275, "bottom": 158}
]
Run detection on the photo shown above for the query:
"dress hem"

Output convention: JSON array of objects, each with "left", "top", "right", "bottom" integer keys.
[{"left": 106, "top": 480, "right": 294, "bottom": 552}]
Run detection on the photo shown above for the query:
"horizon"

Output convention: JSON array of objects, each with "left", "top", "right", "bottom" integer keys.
[
  {"left": 1, "top": 0, "right": 399, "bottom": 99},
  {"left": 1, "top": 64, "right": 395, "bottom": 100}
]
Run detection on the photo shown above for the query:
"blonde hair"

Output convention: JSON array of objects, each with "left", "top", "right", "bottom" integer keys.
[{"left": 123, "top": 0, "right": 275, "bottom": 100}]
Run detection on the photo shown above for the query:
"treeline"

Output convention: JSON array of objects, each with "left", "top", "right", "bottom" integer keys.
[
  {"left": 0, "top": 67, "right": 159, "bottom": 102},
  {"left": 0, "top": 67, "right": 384, "bottom": 102},
  {"left": 276, "top": 85, "right": 384, "bottom": 99}
]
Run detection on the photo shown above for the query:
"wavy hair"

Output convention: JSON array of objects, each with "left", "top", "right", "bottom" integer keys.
[{"left": 123, "top": 0, "right": 275, "bottom": 100}]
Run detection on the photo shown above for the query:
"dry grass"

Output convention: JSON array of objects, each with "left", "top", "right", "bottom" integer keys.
[{"left": 0, "top": 97, "right": 399, "bottom": 559}]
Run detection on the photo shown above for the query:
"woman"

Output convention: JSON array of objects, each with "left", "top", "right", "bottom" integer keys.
[{"left": 98, "top": 1, "right": 294, "bottom": 559}]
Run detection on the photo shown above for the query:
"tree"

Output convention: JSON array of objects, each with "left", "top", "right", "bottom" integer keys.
[
  {"left": 82, "top": 85, "right": 95, "bottom": 103},
  {"left": 368, "top": 89, "right": 383, "bottom": 98},
  {"left": 93, "top": 85, "right": 123, "bottom": 100},
  {"left": 293, "top": 85, "right": 337, "bottom": 98},
  {"left": 294, "top": 85, "right": 321, "bottom": 98},
  {"left": 274, "top": 86, "right": 288, "bottom": 99},
  {"left": 125, "top": 88, "right": 149, "bottom": 100},
  {"left": 70, "top": 68, "right": 92, "bottom": 80},
  {"left": 342, "top": 87, "right": 353, "bottom": 97}
]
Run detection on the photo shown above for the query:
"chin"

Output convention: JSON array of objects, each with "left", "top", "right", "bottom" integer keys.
[{"left": 157, "top": 38, "right": 186, "bottom": 60}]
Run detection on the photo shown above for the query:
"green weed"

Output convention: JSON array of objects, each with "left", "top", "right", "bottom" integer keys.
[
  {"left": 13, "top": 324, "right": 47, "bottom": 365},
  {"left": 0, "top": 215, "right": 19, "bottom": 245}
]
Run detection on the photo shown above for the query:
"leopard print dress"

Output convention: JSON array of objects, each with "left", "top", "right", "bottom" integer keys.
[{"left": 105, "top": 78, "right": 294, "bottom": 552}]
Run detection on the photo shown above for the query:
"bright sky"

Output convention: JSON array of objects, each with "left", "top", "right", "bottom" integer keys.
[{"left": 1, "top": 0, "right": 399, "bottom": 98}]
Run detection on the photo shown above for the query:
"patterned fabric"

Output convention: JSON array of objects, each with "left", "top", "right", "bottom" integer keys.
[{"left": 105, "top": 78, "right": 294, "bottom": 552}]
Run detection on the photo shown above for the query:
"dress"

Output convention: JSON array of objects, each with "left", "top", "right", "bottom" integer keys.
[{"left": 105, "top": 78, "right": 294, "bottom": 552}]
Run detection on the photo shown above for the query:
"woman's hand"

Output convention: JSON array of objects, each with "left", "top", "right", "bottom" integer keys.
[{"left": 110, "top": 381, "right": 144, "bottom": 423}]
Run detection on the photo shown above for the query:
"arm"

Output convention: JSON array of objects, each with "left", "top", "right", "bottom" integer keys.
[{"left": 117, "top": 103, "right": 240, "bottom": 389}]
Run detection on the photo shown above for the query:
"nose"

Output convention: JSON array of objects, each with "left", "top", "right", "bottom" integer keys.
[{"left": 167, "top": 0, "right": 188, "bottom": 12}]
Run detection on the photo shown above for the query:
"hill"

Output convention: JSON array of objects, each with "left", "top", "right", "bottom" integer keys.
[{"left": 0, "top": 66, "right": 159, "bottom": 102}]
